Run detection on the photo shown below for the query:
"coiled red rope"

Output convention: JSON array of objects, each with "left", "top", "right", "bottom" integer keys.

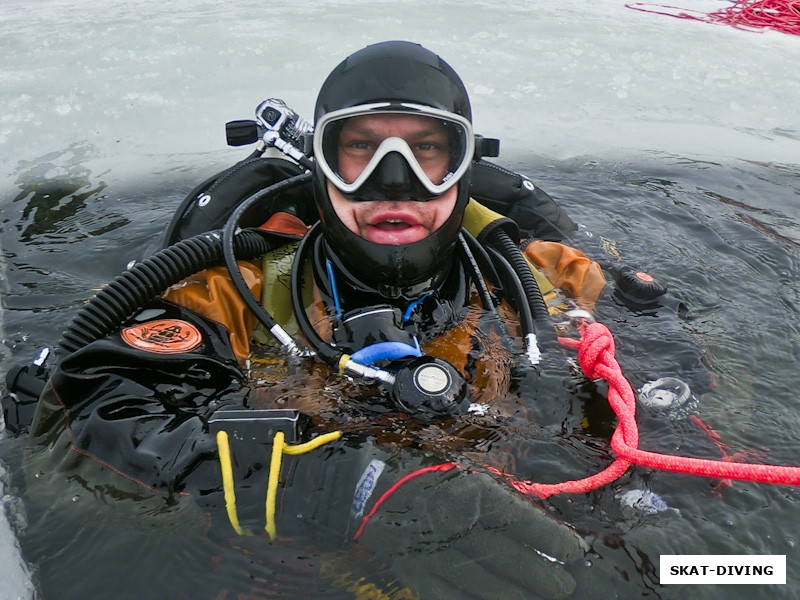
[
  {"left": 627, "top": 1, "right": 800, "bottom": 35},
  {"left": 501, "top": 322, "right": 800, "bottom": 499}
]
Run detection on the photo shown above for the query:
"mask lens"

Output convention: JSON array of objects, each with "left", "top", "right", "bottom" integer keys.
[{"left": 316, "top": 105, "right": 473, "bottom": 198}]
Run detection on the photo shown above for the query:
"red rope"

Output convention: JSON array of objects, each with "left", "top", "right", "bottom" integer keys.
[
  {"left": 499, "top": 322, "right": 800, "bottom": 499},
  {"left": 627, "top": 1, "right": 800, "bottom": 35}
]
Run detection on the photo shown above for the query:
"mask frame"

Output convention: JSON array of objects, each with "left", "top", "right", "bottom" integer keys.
[{"left": 314, "top": 102, "right": 475, "bottom": 199}]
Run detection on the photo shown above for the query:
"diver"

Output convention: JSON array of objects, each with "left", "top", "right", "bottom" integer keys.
[
  {"left": 14, "top": 41, "right": 638, "bottom": 599},
  {"left": 148, "top": 40, "right": 607, "bottom": 416}
]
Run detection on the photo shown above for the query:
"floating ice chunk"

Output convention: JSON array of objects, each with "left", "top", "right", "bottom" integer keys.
[
  {"left": 638, "top": 377, "right": 690, "bottom": 409},
  {"left": 618, "top": 489, "right": 669, "bottom": 515}
]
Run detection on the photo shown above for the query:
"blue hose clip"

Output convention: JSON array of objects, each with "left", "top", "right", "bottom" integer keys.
[{"left": 350, "top": 339, "right": 422, "bottom": 365}]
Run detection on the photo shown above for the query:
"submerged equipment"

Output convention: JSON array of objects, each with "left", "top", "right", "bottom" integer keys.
[{"left": 614, "top": 265, "right": 667, "bottom": 308}]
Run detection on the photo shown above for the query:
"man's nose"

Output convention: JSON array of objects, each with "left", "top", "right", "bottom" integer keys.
[{"left": 375, "top": 152, "right": 412, "bottom": 200}]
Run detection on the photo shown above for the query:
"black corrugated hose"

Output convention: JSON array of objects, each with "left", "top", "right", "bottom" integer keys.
[
  {"left": 58, "top": 229, "right": 273, "bottom": 354},
  {"left": 487, "top": 228, "right": 555, "bottom": 342}
]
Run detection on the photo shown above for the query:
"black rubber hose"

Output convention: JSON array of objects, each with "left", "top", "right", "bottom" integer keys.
[
  {"left": 487, "top": 229, "right": 551, "bottom": 326},
  {"left": 221, "top": 172, "right": 313, "bottom": 343},
  {"left": 461, "top": 228, "right": 503, "bottom": 296},
  {"left": 457, "top": 232, "right": 496, "bottom": 313},
  {"left": 486, "top": 245, "right": 536, "bottom": 340},
  {"left": 58, "top": 229, "right": 272, "bottom": 354},
  {"left": 289, "top": 223, "right": 343, "bottom": 367}
]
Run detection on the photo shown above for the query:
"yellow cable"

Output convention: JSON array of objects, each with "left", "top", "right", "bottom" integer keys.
[
  {"left": 265, "top": 430, "right": 286, "bottom": 540},
  {"left": 282, "top": 430, "right": 343, "bottom": 455},
  {"left": 220, "top": 428, "right": 343, "bottom": 540},
  {"left": 264, "top": 430, "right": 343, "bottom": 539},
  {"left": 216, "top": 430, "right": 250, "bottom": 536}
]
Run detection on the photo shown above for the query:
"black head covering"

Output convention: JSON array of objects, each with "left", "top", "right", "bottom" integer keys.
[{"left": 313, "top": 41, "right": 473, "bottom": 299}]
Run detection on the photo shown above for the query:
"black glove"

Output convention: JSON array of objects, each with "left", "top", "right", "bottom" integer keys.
[
  {"left": 355, "top": 465, "right": 588, "bottom": 600},
  {"left": 209, "top": 429, "right": 587, "bottom": 600}
]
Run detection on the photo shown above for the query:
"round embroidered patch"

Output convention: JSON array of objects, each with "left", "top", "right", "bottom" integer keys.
[{"left": 121, "top": 319, "right": 203, "bottom": 354}]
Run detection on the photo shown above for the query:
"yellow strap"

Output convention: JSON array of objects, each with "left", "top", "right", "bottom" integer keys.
[
  {"left": 462, "top": 198, "right": 506, "bottom": 238},
  {"left": 266, "top": 430, "right": 344, "bottom": 539},
  {"left": 218, "top": 428, "right": 343, "bottom": 539},
  {"left": 283, "top": 430, "right": 343, "bottom": 455},
  {"left": 265, "top": 431, "right": 286, "bottom": 540},
  {"left": 216, "top": 430, "right": 251, "bottom": 536}
]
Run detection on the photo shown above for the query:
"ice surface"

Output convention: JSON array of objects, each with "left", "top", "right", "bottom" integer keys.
[
  {"left": 1, "top": 0, "right": 798, "bottom": 182},
  {"left": 0, "top": 462, "right": 35, "bottom": 600}
]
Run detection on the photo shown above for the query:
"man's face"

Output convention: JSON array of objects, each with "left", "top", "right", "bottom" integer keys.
[{"left": 327, "top": 113, "right": 458, "bottom": 245}]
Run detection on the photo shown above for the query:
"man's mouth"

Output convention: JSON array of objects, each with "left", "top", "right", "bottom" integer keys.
[
  {"left": 364, "top": 212, "right": 428, "bottom": 244},
  {"left": 374, "top": 218, "right": 412, "bottom": 231}
]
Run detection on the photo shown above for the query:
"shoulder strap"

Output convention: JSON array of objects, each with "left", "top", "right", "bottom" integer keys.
[
  {"left": 161, "top": 157, "right": 313, "bottom": 249},
  {"left": 469, "top": 160, "right": 577, "bottom": 241}
]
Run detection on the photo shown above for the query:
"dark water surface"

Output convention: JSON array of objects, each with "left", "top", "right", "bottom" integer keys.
[{"left": 1, "top": 147, "right": 799, "bottom": 599}]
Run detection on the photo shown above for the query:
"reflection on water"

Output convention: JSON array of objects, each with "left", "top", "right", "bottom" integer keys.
[
  {"left": 0, "top": 145, "right": 199, "bottom": 363},
  {"left": 2, "top": 150, "right": 800, "bottom": 599},
  {"left": 11, "top": 143, "right": 115, "bottom": 243}
]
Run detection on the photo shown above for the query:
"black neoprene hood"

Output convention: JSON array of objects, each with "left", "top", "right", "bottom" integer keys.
[
  {"left": 314, "top": 41, "right": 472, "bottom": 122},
  {"left": 312, "top": 41, "right": 474, "bottom": 298}
]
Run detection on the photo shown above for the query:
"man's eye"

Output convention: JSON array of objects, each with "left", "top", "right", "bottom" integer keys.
[
  {"left": 416, "top": 141, "right": 448, "bottom": 154},
  {"left": 344, "top": 140, "right": 372, "bottom": 151}
]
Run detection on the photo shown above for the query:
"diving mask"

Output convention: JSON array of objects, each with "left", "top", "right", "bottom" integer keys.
[{"left": 313, "top": 102, "right": 475, "bottom": 202}]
